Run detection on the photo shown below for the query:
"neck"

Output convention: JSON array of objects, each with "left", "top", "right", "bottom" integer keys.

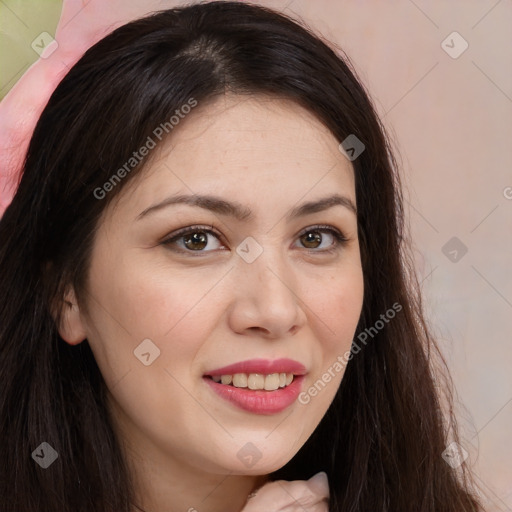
[
  {"left": 129, "top": 461, "right": 267, "bottom": 512},
  {"left": 108, "top": 396, "right": 268, "bottom": 512}
]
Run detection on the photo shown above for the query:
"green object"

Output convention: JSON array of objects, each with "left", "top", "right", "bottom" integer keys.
[{"left": 0, "top": 0, "right": 62, "bottom": 100}]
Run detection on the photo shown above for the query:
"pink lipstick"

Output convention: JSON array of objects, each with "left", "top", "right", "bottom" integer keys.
[{"left": 203, "top": 358, "right": 307, "bottom": 415}]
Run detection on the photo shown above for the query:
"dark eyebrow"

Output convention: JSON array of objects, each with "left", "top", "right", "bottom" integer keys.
[
  {"left": 135, "top": 193, "right": 357, "bottom": 222},
  {"left": 287, "top": 194, "right": 357, "bottom": 220}
]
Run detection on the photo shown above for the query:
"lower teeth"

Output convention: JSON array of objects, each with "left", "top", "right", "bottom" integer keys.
[{"left": 225, "top": 382, "right": 287, "bottom": 389}]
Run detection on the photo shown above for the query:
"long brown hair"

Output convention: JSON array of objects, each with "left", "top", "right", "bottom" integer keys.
[{"left": 0, "top": 2, "right": 481, "bottom": 510}]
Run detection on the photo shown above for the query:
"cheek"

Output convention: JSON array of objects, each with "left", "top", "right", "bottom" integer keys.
[
  {"left": 296, "top": 274, "right": 363, "bottom": 420},
  {"left": 312, "top": 268, "right": 364, "bottom": 353},
  {"left": 95, "top": 261, "right": 227, "bottom": 391},
  {"left": 83, "top": 263, "right": 215, "bottom": 446},
  {"left": 288, "top": 267, "right": 363, "bottom": 416},
  {"left": 90, "top": 251, "right": 215, "bottom": 344}
]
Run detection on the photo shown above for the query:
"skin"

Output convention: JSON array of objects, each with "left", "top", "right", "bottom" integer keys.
[{"left": 56, "top": 94, "right": 364, "bottom": 512}]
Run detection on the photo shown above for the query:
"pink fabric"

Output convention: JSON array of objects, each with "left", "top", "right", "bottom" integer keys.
[{"left": 0, "top": 0, "right": 170, "bottom": 215}]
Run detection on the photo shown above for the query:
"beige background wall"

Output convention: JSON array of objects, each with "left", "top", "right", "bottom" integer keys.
[{"left": 1, "top": 1, "right": 511, "bottom": 509}]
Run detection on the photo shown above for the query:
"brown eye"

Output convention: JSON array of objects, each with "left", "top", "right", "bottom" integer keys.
[
  {"left": 162, "top": 225, "right": 224, "bottom": 253},
  {"left": 300, "top": 231, "right": 322, "bottom": 249},
  {"left": 295, "top": 226, "right": 348, "bottom": 253},
  {"left": 182, "top": 231, "right": 209, "bottom": 251},
  {"left": 163, "top": 224, "right": 348, "bottom": 255}
]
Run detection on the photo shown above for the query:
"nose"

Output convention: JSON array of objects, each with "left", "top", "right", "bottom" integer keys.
[{"left": 227, "top": 247, "right": 307, "bottom": 339}]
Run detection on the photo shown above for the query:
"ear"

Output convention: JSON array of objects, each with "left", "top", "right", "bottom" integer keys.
[{"left": 55, "top": 286, "right": 88, "bottom": 345}]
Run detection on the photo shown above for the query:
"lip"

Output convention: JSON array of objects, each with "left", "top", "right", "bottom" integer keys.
[
  {"left": 204, "top": 358, "right": 307, "bottom": 377},
  {"left": 203, "top": 358, "right": 307, "bottom": 415},
  {"left": 204, "top": 374, "right": 306, "bottom": 415}
]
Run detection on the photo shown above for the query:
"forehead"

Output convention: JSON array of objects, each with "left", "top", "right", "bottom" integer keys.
[
  {"left": 168, "top": 94, "right": 347, "bottom": 168},
  {"left": 108, "top": 94, "right": 355, "bottom": 221}
]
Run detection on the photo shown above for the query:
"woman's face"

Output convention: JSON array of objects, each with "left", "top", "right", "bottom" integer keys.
[{"left": 68, "top": 95, "right": 364, "bottom": 476}]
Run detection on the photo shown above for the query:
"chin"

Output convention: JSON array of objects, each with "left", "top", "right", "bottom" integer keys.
[{"left": 230, "top": 444, "right": 301, "bottom": 475}]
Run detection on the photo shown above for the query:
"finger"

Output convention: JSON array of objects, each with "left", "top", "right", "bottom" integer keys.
[{"left": 241, "top": 475, "right": 329, "bottom": 512}]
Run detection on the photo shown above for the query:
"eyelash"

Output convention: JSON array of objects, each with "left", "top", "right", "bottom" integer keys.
[{"left": 161, "top": 224, "right": 348, "bottom": 256}]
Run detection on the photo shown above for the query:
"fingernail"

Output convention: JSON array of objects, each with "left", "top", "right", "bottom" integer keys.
[{"left": 307, "top": 471, "right": 329, "bottom": 495}]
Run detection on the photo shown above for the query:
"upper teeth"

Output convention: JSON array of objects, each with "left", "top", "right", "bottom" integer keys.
[{"left": 211, "top": 373, "right": 294, "bottom": 390}]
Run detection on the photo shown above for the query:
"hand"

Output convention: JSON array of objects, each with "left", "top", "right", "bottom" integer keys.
[{"left": 241, "top": 471, "right": 329, "bottom": 512}]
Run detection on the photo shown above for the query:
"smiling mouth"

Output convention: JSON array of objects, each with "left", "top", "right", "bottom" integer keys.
[{"left": 206, "top": 372, "right": 295, "bottom": 391}]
